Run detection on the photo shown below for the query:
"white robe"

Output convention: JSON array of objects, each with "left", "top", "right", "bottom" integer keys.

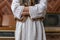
[{"left": 11, "top": 0, "right": 47, "bottom": 40}]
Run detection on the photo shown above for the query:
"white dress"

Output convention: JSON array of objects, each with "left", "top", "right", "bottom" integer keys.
[{"left": 11, "top": 0, "right": 47, "bottom": 40}]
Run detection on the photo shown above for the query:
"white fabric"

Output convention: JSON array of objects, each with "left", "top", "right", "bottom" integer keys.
[
  {"left": 11, "top": 0, "right": 47, "bottom": 40},
  {"left": 29, "top": 0, "right": 47, "bottom": 19},
  {"left": 11, "top": 0, "right": 24, "bottom": 19}
]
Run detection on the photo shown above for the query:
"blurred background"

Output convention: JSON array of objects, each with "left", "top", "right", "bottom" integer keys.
[{"left": 0, "top": 0, "right": 60, "bottom": 40}]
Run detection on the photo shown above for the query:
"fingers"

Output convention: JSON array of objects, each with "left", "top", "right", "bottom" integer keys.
[
  {"left": 22, "top": 12, "right": 29, "bottom": 16},
  {"left": 23, "top": 9, "right": 29, "bottom": 12},
  {"left": 23, "top": 7, "right": 29, "bottom": 12}
]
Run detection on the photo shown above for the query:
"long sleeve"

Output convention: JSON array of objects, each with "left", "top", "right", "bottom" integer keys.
[
  {"left": 29, "top": 0, "right": 47, "bottom": 19},
  {"left": 11, "top": 0, "right": 24, "bottom": 19}
]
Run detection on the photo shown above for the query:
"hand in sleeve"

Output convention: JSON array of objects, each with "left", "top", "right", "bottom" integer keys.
[
  {"left": 22, "top": 7, "right": 29, "bottom": 16},
  {"left": 20, "top": 6, "right": 30, "bottom": 22}
]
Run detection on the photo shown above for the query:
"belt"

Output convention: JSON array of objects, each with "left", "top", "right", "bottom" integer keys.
[{"left": 15, "top": 16, "right": 44, "bottom": 22}]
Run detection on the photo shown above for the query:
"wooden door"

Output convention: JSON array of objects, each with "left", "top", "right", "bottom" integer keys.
[{"left": 0, "top": 0, "right": 15, "bottom": 30}]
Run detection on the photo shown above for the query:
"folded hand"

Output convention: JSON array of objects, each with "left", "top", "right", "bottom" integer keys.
[{"left": 22, "top": 7, "right": 29, "bottom": 16}]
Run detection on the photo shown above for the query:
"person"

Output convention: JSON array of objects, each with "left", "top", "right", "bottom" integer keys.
[{"left": 11, "top": 0, "right": 47, "bottom": 40}]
